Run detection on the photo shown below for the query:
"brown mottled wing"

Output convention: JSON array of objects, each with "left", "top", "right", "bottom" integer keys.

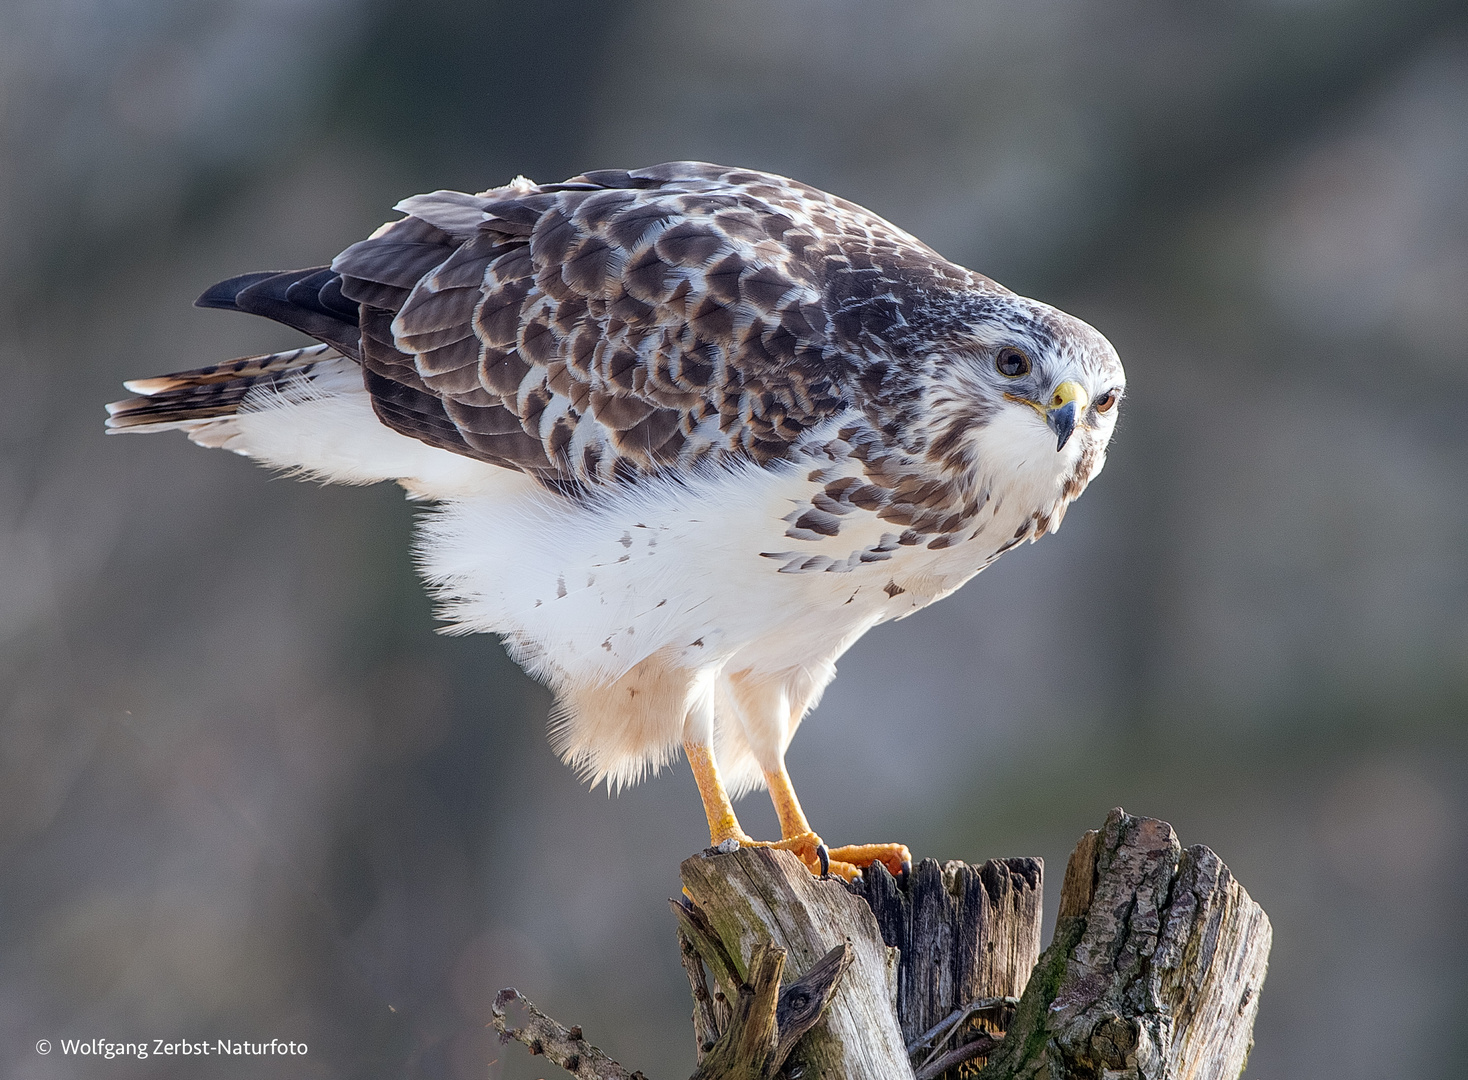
[{"left": 329, "top": 162, "right": 963, "bottom": 484}]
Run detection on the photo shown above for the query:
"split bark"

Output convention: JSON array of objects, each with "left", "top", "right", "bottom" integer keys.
[
  {"left": 679, "top": 845, "right": 913, "bottom": 1079},
  {"left": 849, "top": 855, "right": 1043, "bottom": 1078},
  {"left": 976, "top": 808, "right": 1272, "bottom": 1080}
]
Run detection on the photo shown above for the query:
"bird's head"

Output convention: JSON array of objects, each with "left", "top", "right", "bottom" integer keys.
[{"left": 914, "top": 292, "right": 1125, "bottom": 498}]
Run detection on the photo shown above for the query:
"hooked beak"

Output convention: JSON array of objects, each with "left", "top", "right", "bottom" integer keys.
[
  {"left": 1005, "top": 380, "right": 1089, "bottom": 451},
  {"left": 1045, "top": 380, "right": 1087, "bottom": 451}
]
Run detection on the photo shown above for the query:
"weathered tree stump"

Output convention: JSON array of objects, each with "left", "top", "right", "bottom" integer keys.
[
  {"left": 977, "top": 809, "right": 1272, "bottom": 1080},
  {"left": 850, "top": 856, "right": 1043, "bottom": 1077},
  {"left": 678, "top": 845, "right": 912, "bottom": 1078},
  {"left": 491, "top": 808, "right": 1271, "bottom": 1080}
]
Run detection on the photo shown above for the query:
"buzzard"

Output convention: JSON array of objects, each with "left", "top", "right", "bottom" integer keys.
[{"left": 108, "top": 162, "right": 1125, "bottom": 881}]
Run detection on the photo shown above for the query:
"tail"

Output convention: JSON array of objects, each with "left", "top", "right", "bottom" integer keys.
[
  {"left": 106, "top": 265, "right": 514, "bottom": 498},
  {"left": 107, "top": 265, "right": 365, "bottom": 449},
  {"left": 192, "top": 267, "right": 362, "bottom": 357},
  {"left": 105, "top": 343, "right": 351, "bottom": 450}
]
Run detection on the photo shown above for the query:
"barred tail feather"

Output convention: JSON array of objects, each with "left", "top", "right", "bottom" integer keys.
[
  {"left": 105, "top": 343, "right": 341, "bottom": 436},
  {"left": 108, "top": 343, "right": 531, "bottom": 499}
]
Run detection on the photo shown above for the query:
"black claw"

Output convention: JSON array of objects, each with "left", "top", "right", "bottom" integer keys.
[
  {"left": 899, "top": 860, "right": 912, "bottom": 888},
  {"left": 817, "top": 844, "right": 830, "bottom": 877}
]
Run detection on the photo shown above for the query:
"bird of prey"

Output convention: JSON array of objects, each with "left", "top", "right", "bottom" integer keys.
[{"left": 108, "top": 162, "right": 1124, "bottom": 881}]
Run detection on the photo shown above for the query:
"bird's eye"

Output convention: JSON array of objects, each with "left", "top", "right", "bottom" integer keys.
[
  {"left": 995, "top": 347, "right": 1030, "bottom": 378},
  {"left": 1095, "top": 389, "right": 1120, "bottom": 414}
]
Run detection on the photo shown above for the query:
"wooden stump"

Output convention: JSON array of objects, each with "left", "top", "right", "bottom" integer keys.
[
  {"left": 850, "top": 857, "right": 1043, "bottom": 1077},
  {"left": 977, "top": 809, "right": 1271, "bottom": 1080},
  {"left": 490, "top": 808, "right": 1271, "bottom": 1080},
  {"left": 679, "top": 845, "right": 912, "bottom": 1079}
]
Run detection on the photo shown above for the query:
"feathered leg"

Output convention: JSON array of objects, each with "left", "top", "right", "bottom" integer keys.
[
  {"left": 725, "top": 670, "right": 911, "bottom": 882},
  {"left": 682, "top": 680, "right": 822, "bottom": 868}
]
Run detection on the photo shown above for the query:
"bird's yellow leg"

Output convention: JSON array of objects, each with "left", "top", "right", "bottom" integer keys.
[
  {"left": 683, "top": 742, "right": 822, "bottom": 869},
  {"left": 761, "top": 764, "right": 824, "bottom": 872},
  {"left": 763, "top": 763, "right": 814, "bottom": 838},
  {"left": 685, "top": 740, "right": 743, "bottom": 845},
  {"left": 764, "top": 764, "right": 911, "bottom": 882}
]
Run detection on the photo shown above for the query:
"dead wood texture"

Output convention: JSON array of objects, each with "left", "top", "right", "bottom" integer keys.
[
  {"left": 976, "top": 808, "right": 1272, "bottom": 1080},
  {"left": 492, "top": 987, "right": 642, "bottom": 1080},
  {"left": 671, "top": 891, "right": 855, "bottom": 1080},
  {"left": 851, "top": 856, "right": 1042, "bottom": 1077},
  {"left": 680, "top": 845, "right": 913, "bottom": 1079},
  {"left": 491, "top": 808, "right": 1270, "bottom": 1080}
]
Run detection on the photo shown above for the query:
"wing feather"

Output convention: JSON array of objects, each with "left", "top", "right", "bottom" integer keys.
[{"left": 181, "top": 162, "right": 985, "bottom": 488}]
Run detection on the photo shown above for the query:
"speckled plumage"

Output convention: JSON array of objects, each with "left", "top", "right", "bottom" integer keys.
[{"left": 108, "top": 161, "right": 1125, "bottom": 805}]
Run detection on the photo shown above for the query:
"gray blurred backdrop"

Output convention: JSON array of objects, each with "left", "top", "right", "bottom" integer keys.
[{"left": 3, "top": 2, "right": 1466, "bottom": 1078}]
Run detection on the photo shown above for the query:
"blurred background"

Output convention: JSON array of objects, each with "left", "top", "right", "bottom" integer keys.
[{"left": 3, "top": 2, "right": 1466, "bottom": 1077}]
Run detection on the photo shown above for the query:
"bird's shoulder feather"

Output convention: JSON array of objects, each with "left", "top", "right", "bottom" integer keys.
[{"left": 331, "top": 162, "right": 985, "bottom": 487}]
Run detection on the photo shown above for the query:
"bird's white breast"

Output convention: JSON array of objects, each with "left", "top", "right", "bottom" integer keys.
[{"left": 416, "top": 410, "right": 1082, "bottom": 693}]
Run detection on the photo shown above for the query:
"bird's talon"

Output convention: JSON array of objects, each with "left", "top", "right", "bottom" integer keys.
[
  {"left": 825, "top": 843, "right": 913, "bottom": 881},
  {"left": 817, "top": 844, "right": 830, "bottom": 877},
  {"left": 721, "top": 831, "right": 828, "bottom": 873}
]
